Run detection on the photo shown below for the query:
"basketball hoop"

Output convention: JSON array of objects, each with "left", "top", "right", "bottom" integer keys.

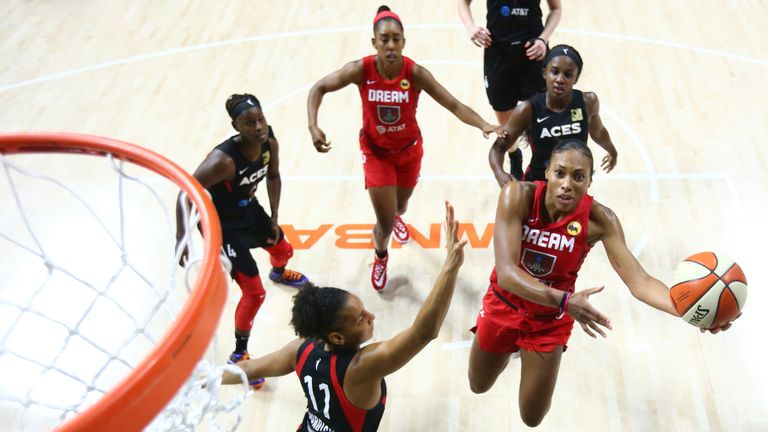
[{"left": 0, "top": 132, "right": 234, "bottom": 431}]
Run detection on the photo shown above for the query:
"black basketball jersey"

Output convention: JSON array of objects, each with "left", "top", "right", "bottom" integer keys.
[
  {"left": 207, "top": 127, "right": 274, "bottom": 226},
  {"left": 527, "top": 90, "right": 589, "bottom": 179},
  {"left": 486, "top": 0, "right": 543, "bottom": 43},
  {"left": 295, "top": 339, "right": 387, "bottom": 432}
]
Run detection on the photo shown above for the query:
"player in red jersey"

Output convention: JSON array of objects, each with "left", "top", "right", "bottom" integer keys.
[
  {"left": 468, "top": 139, "right": 738, "bottom": 427},
  {"left": 222, "top": 201, "right": 467, "bottom": 431},
  {"left": 307, "top": 5, "right": 501, "bottom": 292}
]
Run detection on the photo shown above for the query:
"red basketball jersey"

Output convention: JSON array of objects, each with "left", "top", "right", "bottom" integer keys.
[
  {"left": 491, "top": 181, "right": 594, "bottom": 314},
  {"left": 358, "top": 55, "right": 422, "bottom": 152}
]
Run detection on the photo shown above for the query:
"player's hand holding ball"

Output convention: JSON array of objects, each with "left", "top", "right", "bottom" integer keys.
[{"left": 669, "top": 252, "right": 746, "bottom": 334}]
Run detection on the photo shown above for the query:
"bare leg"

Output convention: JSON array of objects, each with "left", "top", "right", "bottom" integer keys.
[
  {"left": 467, "top": 335, "right": 513, "bottom": 394},
  {"left": 395, "top": 186, "right": 415, "bottom": 217},
  {"left": 517, "top": 347, "right": 564, "bottom": 427},
  {"left": 367, "top": 186, "right": 398, "bottom": 252}
]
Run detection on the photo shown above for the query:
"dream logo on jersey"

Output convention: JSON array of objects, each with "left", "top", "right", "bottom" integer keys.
[
  {"left": 566, "top": 221, "right": 582, "bottom": 236},
  {"left": 521, "top": 248, "right": 557, "bottom": 277},
  {"left": 400, "top": 79, "right": 410, "bottom": 90},
  {"left": 571, "top": 108, "right": 584, "bottom": 121},
  {"left": 262, "top": 150, "right": 270, "bottom": 165},
  {"left": 377, "top": 105, "right": 401, "bottom": 124}
]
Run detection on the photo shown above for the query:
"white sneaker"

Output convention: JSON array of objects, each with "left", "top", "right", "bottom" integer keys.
[
  {"left": 370, "top": 253, "right": 388, "bottom": 291},
  {"left": 392, "top": 216, "right": 410, "bottom": 243}
]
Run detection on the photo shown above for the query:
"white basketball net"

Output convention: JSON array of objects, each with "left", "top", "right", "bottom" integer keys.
[{"left": 0, "top": 150, "right": 250, "bottom": 431}]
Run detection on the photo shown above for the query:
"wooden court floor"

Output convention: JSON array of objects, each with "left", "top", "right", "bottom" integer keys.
[{"left": 1, "top": 1, "right": 767, "bottom": 431}]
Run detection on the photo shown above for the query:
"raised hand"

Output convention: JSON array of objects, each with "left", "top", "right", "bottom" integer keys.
[
  {"left": 567, "top": 286, "right": 613, "bottom": 338},
  {"left": 443, "top": 201, "right": 468, "bottom": 269}
]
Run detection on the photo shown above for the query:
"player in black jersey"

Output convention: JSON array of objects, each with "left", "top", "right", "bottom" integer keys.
[
  {"left": 459, "top": 0, "right": 562, "bottom": 179},
  {"left": 222, "top": 201, "right": 467, "bottom": 431},
  {"left": 489, "top": 44, "right": 619, "bottom": 186},
  {"left": 175, "top": 93, "right": 308, "bottom": 387}
]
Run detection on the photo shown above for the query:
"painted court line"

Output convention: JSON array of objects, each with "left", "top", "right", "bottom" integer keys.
[{"left": 3, "top": 25, "right": 768, "bottom": 93}]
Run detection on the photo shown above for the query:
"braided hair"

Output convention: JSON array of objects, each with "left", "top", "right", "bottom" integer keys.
[
  {"left": 291, "top": 284, "right": 350, "bottom": 343},
  {"left": 225, "top": 93, "right": 261, "bottom": 121}
]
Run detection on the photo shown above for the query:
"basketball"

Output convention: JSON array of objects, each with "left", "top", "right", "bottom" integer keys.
[{"left": 669, "top": 252, "right": 747, "bottom": 329}]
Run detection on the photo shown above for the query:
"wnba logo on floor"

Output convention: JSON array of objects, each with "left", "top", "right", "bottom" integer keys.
[{"left": 280, "top": 222, "right": 494, "bottom": 250}]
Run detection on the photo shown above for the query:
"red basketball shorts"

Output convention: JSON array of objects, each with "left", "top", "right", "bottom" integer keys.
[
  {"left": 471, "top": 285, "right": 575, "bottom": 353},
  {"left": 359, "top": 138, "right": 423, "bottom": 189}
]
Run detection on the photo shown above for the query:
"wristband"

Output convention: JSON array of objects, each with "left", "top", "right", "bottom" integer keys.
[
  {"left": 563, "top": 292, "right": 572, "bottom": 313},
  {"left": 536, "top": 37, "right": 548, "bottom": 46},
  {"left": 558, "top": 291, "right": 568, "bottom": 311}
]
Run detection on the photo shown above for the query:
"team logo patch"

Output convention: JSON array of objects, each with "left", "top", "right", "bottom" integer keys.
[
  {"left": 521, "top": 248, "right": 557, "bottom": 277},
  {"left": 571, "top": 108, "right": 583, "bottom": 121},
  {"left": 377, "top": 105, "right": 401, "bottom": 124},
  {"left": 400, "top": 79, "right": 410, "bottom": 90},
  {"left": 262, "top": 150, "right": 270, "bottom": 165},
  {"left": 566, "top": 221, "right": 581, "bottom": 236}
]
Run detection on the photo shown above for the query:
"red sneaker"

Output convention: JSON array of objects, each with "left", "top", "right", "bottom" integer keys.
[
  {"left": 370, "top": 253, "right": 388, "bottom": 291},
  {"left": 392, "top": 216, "right": 410, "bottom": 243}
]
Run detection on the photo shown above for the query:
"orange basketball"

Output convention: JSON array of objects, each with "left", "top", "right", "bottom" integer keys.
[{"left": 669, "top": 252, "right": 747, "bottom": 329}]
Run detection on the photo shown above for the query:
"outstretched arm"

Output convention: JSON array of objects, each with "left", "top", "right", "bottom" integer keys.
[
  {"left": 596, "top": 202, "right": 740, "bottom": 334},
  {"left": 222, "top": 338, "right": 305, "bottom": 384},
  {"left": 307, "top": 60, "right": 363, "bottom": 153},
  {"left": 584, "top": 92, "right": 618, "bottom": 173},
  {"left": 412, "top": 64, "right": 501, "bottom": 138},
  {"left": 596, "top": 203, "right": 677, "bottom": 315},
  {"left": 346, "top": 202, "right": 467, "bottom": 384},
  {"left": 488, "top": 102, "right": 533, "bottom": 187}
]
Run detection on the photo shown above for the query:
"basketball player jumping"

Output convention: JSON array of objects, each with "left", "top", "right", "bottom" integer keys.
[{"left": 469, "top": 139, "right": 738, "bottom": 427}]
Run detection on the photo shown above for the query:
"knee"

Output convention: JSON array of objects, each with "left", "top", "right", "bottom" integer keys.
[
  {"left": 234, "top": 272, "right": 266, "bottom": 301},
  {"left": 519, "top": 402, "right": 549, "bottom": 428},
  {"left": 266, "top": 238, "right": 293, "bottom": 267},
  {"left": 375, "top": 220, "right": 394, "bottom": 236},
  {"left": 519, "top": 412, "right": 545, "bottom": 428},
  {"left": 469, "top": 381, "right": 491, "bottom": 395},
  {"left": 468, "top": 373, "right": 493, "bottom": 395}
]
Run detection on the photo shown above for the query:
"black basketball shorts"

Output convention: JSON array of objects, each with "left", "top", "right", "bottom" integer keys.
[
  {"left": 220, "top": 202, "right": 278, "bottom": 277},
  {"left": 484, "top": 41, "right": 545, "bottom": 112}
]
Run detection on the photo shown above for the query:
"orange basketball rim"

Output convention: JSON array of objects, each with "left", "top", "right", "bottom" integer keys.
[{"left": 0, "top": 132, "right": 228, "bottom": 431}]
